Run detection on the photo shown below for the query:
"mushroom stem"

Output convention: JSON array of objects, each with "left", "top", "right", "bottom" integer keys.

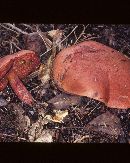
[{"left": 7, "top": 71, "right": 34, "bottom": 106}]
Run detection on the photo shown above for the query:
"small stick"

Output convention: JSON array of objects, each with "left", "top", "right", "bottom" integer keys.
[
  {"left": 11, "top": 41, "right": 21, "bottom": 50},
  {"left": 74, "top": 24, "right": 89, "bottom": 44},
  {"left": 76, "top": 36, "right": 101, "bottom": 44},
  {"left": 87, "top": 102, "right": 101, "bottom": 116},
  {"left": 3, "top": 23, "right": 28, "bottom": 35},
  {"left": 36, "top": 30, "right": 52, "bottom": 50},
  {"left": 40, "top": 25, "right": 78, "bottom": 57},
  {"left": 0, "top": 24, "right": 19, "bottom": 34},
  {"left": 9, "top": 42, "right": 13, "bottom": 54},
  {"left": 22, "top": 24, "right": 33, "bottom": 30},
  {"left": 74, "top": 30, "right": 78, "bottom": 40},
  {"left": 44, "top": 126, "right": 89, "bottom": 130},
  {"left": 0, "top": 133, "right": 27, "bottom": 141},
  {"left": 73, "top": 135, "right": 90, "bottom": 143}
]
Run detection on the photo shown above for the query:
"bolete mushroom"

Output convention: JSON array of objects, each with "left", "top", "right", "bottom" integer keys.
[{"left": 52, "top": 41, "right": 130, "bottom": 109}]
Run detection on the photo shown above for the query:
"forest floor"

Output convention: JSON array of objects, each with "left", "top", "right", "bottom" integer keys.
[{"left": 0, "top": 24, "right": 130, "bottom": 143}]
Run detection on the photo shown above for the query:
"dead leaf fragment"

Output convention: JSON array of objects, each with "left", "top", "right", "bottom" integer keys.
[
  {"left": 73, "top": 135, "right": 90, "bottom": 143},
  {"left": 45, "top": 110, "right": 68, "bottom": 123},
  {"left": 0, "top": 97, "right": 8, "bottom": 106},
  {"left": 28, "top": 121, "right": 42, "bottom": 142},
  {"left": 11, "top": 104, "right": 31, "bottom": 131},
  {"left": 48, "top": 29, "right": 64, "bottom": 51},
  {"left": 28, "top": 109, "right": 51, "bottom": 142},
  {"left": 48, "top": 30, "right": 59, "bottom": 38},
  {"left": 48, "top": 93, "right": 81, "bottom": 110},
  {"left": 24, "top": 32, "right": 47, "bottom": 55},
  {"left": 86, "top": 111, "right": 124, "bottom": 137},
  {"left": 35, "top": 131, "right": 53, "bottom": 142},
  {"left": 38, "top": 55, "right": 52, "bottom": 85},
  {"left": 48, "top": 29, "right": 62, "bottom": 38}
]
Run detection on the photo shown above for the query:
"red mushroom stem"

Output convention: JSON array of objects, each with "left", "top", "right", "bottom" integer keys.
[{"left": 7, "top": 70, "right": 34, "bottom": 106}]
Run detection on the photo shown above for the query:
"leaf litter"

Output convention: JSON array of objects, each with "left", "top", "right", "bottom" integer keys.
[{"left": 0, "top": 24, "right": 130, "bottom": 143}]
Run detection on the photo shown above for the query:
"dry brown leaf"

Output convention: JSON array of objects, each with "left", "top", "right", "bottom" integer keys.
[
  {"left": 86, "top": 111, "right": 124, "bottom": 137},
  {"left": 38, "top": 29, "right": 64, "bottom": 86},
  {"left": 48, "top": 30, "right": 59, "bottom": 38},
  {"left": 73, "top": 135, "right": 90, "bottom": 143},
  {"left": 44, "top": 110, "right": 68, "bottom": 123},
  {"left": 48, "top": 29, "right": 62, "bottom": 38},
  {"left": 0, "top": 97, "right": 8, "bottom": 106},
  {"left": 34, "top": 130, "right": 53, "bottom": 142},
  {"left": 48, "top": 29, "right": 64, "bottom": 51},
  {"left": 28, "top": 108, "right": 50, "bottom": 142},
  {"left": 38, "top": 55, "right": 52, "bottom": 85},
  {"left": 28, "top": 121, "right": 42, "bottom": 142},
  {"left": 11, "top": 104, "right": 31, "bottom": 131},
  {"left": 24, "top": 32, "right": 47, "bottom": 55},
  {"left": 48, "top": 93, "right": 81, "bottom": 110}
]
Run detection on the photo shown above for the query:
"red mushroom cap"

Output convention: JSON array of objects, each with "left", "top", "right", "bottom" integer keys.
[
  {"left": 0, "top": 50, "right": 40, "bottom": 80},
  {"left": 12, "top": 50, "right": 41, "bottom": 79},
  {"left": 53, "top": 41, "right": 130, "bottom": 109}
]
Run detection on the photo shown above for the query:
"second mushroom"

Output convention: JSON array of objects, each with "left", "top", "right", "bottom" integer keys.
[{"left": 52, "top": 41, "right": 130, "bottom": 109}]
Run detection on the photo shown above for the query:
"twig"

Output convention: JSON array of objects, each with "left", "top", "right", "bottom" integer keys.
[
  {"left": 9, "top": 42, "right": 13, "bottom": 54},
  {"left": 0, "top": 24, "right": 19, "bottom": 34},
  {"left": 76, "top": 36, "right": 101, "bottom": 44},
  {"left": 3, "top": 23, "right": 28, "bottom": 35},
  {"left": 87, "top": 102, "right": 101, "bottom": 116},
  {"left": 11, "top": 41, "right": 21, "bottom": 50},
  {"left": 25, "top": 70, "right": 39, "bottom": 81},
  {"left": 85, "top": 36, "right": 101, "bottom": 40},
  {"left": 44, "top": 126, "right": 89, "bottom": 130},
  {"left": 1, "top": 40, "right": 10, "bottom": 46},
  {"left": 74, "top": 30, "right": 77, "bottom": 40},
  {"left": 11, "top": 36, "right": 20, "bottom": 44},
  {"left": 74, "top": 24, "right": 89, "bottom": 44},
  {"left": 51, "top": 30, "right": 62, "bottom": 58},
  {"left": 36, "top": 30, "right": 52, "bottom": 50},
  {"left": 0, "top": 133, "right": 27, "bottom": 141},
  {"left": 73, "top": 135, "right": 90, "bottom": 143},
  {"left": 22, "top": 24, "right": 33, "bottom": 31},
  {"left": 40, "top": 25, "right": 78, "bottom": 57}
]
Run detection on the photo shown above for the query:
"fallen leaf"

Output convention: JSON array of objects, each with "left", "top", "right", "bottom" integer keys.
[
  {"left": 35, "top": 130, "right": 53, "bottom": 142},
  {"left": 0, "top": 97, "right": 8, "bottom": 106},
  {"left": 28, "top": 108, "right": 50, "bottom": 142},
  {"left": 28, "top": 121, "right": 41, "bottom": 142},
  {"left": 38, "top": 55, "right": 52, "bottom": 85},
  {"left": 86, "top": 111, "right": 124, "bottom": 137},
  {"left": 48, "top": 29, "right": 62, "bottom": 38},
  {"left": 24, "top": 32, "right": 47, "bottom": 55},
  {"left": 10, "top": 103, "right": 31, "bottom": 131},
  {"left": 48, "top": 93, "right": 81, "bottom": 110},
  {"left": 48, "top": 29, "right": 64, "bottom": 51},
  {"left": 44, "top": 110, "right": 68, "bottom": 123}
]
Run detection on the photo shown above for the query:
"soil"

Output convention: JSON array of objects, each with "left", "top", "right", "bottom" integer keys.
[{"left": 0, "top": 24, "right": 130, "bottom": 143}]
